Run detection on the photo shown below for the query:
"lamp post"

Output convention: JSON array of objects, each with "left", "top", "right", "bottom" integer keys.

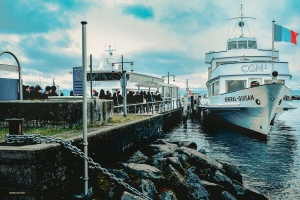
[
  {"left": 112, "top": 55, "right": 133, "bottom": 117},
  {"left": 162, "top": 72, "right": 175, "bottom": 84}
]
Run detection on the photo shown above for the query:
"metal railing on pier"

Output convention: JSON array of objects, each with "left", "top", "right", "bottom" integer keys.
[{"left": 113, "top": 98, "right": 182, "bottom": 114}]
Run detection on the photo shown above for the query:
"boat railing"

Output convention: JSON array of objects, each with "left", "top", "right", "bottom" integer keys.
[{"left": 113, "top": 99, "right": 182, "bottom": 114}]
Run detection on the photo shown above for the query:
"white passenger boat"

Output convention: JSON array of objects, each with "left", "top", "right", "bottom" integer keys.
[
  {"left": 200, "top": 5, "right": 297, "bottom": 136},
  {"left": 72, "top": 46, "right": 180, "bottom": 100}
]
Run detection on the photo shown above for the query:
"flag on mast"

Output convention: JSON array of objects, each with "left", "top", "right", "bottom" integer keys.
[{"left": 274, "top": 24, "right": 299, "bottom": 44}]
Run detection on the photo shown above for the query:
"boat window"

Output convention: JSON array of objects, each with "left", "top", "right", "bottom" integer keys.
[
  {"left": 226, "top": 80, "right": 246, "bottom": 93},
  {"left": 228, "top": 42, "right": 236, "bottom": 50},
  {"left": 238, "top": 41, "right": 247, "bottom": 49},
  {"left": 87, "top": 73, "right": 129, "bottom": 81},
  {"left": 264, "top": 79, "right": 285, "bottom": 84},
  {"left": 212, "top": 81, "right": 219, "bottom": 96},
  {"left": 248, "top": 41, "right": 257, "bottom": 49}
]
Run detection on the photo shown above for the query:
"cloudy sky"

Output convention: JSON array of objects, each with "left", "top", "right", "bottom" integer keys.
[{"left": 0, "top": 0, "right": 300, "bottom": 91}]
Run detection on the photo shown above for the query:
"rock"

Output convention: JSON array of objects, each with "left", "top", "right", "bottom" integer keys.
[
  {"left": 158, "top": 190, "right": 178, "bottom": 200},
  {"left": 192, "top": 167, "right": 214, "bottom": 181},
  {"left": 164, "top": 164, "right": 188, "bottom": 198},
  {"left": 180, "top": 146, "right": 224, "bottom": 172},
  {"left": 94, "top": 172, "right": 117, "bottom": 198},
  {"left": 177, "top": 153, "right": 189, "bottom": 168},
  {"left": 138, "top": 179, "right": 158, "bottom": 199},
  {"left": 221, "top": 191, "right": 237, "bottom": 200},
  {"left": 121, "top": 163, "right": 163, "bottom": 180},
  {"left": 233, "top": 182, "right": 268, "bottom": 200},
  {"left": 108, "top": 168, "right": 129, "bottom": 182},
  {"left": 120, "top": 191, "right": 144, "bottom": 200},
  {"left": 152, "top": 153, "right": 167, "bottom": 171},
  {"left": 200, "top": 180, "right": 225, "bottom": 199},
  {"left": 221, "top": 162, "right": 243, "bottom": 184},
  {"left": 152, "top": 143, "right": 180, "bottom": 156},
  {"left": 166, "top": 157, "right": 185, "bottom": 175},
  {"left": 185, "top": 170, "right": 209, "bottom": 200},
  {"left": 126, "top": 150, "right": 150, "bottom": 164},
  {"left": 212, "top": 170, "right": 235, "bottom": 195},
  {"left": 198, "top": 147, "right": 206, "bottom": 155},
  {"left": 168, "top": 140, "right": 198, "bottom": 150}
]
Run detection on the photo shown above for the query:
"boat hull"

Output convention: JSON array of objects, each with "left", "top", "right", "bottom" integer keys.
[{"left": 199, "top": 84, "right": 296, "bottom": 136}]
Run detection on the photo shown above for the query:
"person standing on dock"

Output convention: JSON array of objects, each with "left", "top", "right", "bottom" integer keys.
[
  {"left": 49, "top": 86, "right": 58, "bottom": 96},
  {"left": 34, "top": 85, "right": 43, "bottom": 99}
]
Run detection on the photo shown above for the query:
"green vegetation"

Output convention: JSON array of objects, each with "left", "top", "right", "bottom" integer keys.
[{"left": 0, "top": 114, "right": 149, "bottom": 143}]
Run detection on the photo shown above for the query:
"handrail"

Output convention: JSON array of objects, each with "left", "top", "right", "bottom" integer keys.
[{"left": 113, "top": 99, "right": 182, "bottom": 114}]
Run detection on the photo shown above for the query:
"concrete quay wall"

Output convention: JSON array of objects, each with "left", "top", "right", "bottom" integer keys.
[
  {"left": 0, "top": 99, "right": 113, "bottom": 128},
  {"left": 0, "top": 108, "right": 182, "bottom": 199}
]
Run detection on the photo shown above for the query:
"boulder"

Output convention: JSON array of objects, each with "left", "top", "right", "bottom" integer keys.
[
  {"left": 138, "top": 179, "right": 158, "bottom": 199},
  {"left": 158, "top": 190, "right": 178, "bottom": 200},
  {"left": 108, "top": 168, "right": 129, "bottom": 182},
  {"left": 211, "top": 170, "right": 235, "bottom": 195},
  {"left": 191, "top": 167, "right": 214, "bottom": 181},
  {"left": 166, "top": 157, "right": 185, "bottom": 175},
  {"left": 121, "top": 163, "right": 163, "bottom": 181},
  {"left": 120, "top": 191, "right": 144, "bottom": 200},
  {"left": 126, "top": 150, "right": 150, "bottom": 164},
  {"left": 221, "top": 191, "right": 237, "bottom": 200},
  {"left": 185, "top": 170, "right": 209, "bottom": 200},
  {"left": 177, "top": 153, "right": 189, "bottom": 168},
  {"left": 152, "top": 143, "right": 180, "bottom": 156},
  {"left": 233, "top": 182, "right": 267, "bottom": 200},
  {"left": 180, "top": 146, "right": 224, "bottom": 172},
  {"left": 221, "top": 162, "right": 243, "bottom": 184},
  {"left": 200, "top": 180, "right": 225, "bottom": 199},
  {"left": 168, "top": 140, "right": 198, "bottom": 150},
  {"left": 164, "top": 164, "right": 188, "bottom": 198}
]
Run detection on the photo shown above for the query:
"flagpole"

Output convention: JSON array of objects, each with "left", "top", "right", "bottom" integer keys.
[{"left": 272, "top": 20, "right": 275, "bottom": 83}]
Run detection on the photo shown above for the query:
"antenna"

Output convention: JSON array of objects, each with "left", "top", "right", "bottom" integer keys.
[{"left": 105, "top": 43, "right": 117, "bottom": 71}]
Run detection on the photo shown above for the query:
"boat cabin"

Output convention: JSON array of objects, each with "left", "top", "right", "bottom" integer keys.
[{"left": 205, "top": 37, "right": 292, "bottom": 98}]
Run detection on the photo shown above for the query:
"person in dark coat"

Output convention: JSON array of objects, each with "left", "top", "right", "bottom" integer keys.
[
  {"left": 99, "top": 89, "right": 105, "bottom": 99},
  {"left": 117, "top": 90, "right": 123, "bottom": 104},
  {"left": 42, "top": 86, "right": 51, "bottom": 99},
  {"left": 49, "top": 86, "right": 58, "bottom": 96},
  {"left": 34, "top": 85, "right": 43, "bottom": 99},
  {"left": 112, "top": 92, "right": 119, "bottom": 112},
  {"left": 24, "top": 85, "right": 31, "bottom": 100}
]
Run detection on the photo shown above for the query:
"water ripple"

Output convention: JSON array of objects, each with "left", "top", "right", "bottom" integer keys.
[{"left": 162, "top": 101, "right": 300, "bottom": 199}]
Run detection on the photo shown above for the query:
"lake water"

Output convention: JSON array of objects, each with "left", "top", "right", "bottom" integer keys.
[{"left": 162, "top": 91, "right": 300, "bottom": 200}]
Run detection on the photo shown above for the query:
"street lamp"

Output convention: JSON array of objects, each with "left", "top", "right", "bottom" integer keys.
[
  {"left": 112, "top": 55, "right": 133, "bottom": 117},
  {"left": 162, "top": 72, "right": 175, "bottom": 84}
]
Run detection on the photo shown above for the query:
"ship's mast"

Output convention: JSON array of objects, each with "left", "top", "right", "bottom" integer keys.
[
  {"left": 105, "top": 43, "right": 116, "bottom": 70},
  {"left": 227, "top": 4, "right": 256, "bottom": 38}
]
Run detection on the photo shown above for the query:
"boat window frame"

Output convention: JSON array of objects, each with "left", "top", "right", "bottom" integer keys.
[
  {"left": 225, "top": 80, "right": 246, "bottom": 93},
  {"left": 238, "top": 41, "right": 247, "bottom": 49},
  {"left": 210, "top": 81, "right": 219, "bottom": 96}
]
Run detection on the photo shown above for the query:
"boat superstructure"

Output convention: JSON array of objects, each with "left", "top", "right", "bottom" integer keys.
[
  {"left": 72, "top": 45, "right": 180, "bottom": 99},
  {"left": 200, "top": 5, "right": 296, "bottom": 136}
]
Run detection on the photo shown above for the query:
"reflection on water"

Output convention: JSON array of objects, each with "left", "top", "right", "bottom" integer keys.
[{"left": 162, "top": 101, "right": 300, "bottom": 199}]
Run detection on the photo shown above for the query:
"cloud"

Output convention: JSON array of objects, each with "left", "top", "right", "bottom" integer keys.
[{"left": 122, "top": 4, "right": 154, "bottom": 20}]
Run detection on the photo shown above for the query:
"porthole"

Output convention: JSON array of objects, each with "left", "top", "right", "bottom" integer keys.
[
  {"left": 270, "top": 97, "right": 274, "bottom": 101},
  {"left": 256, "top": 99, "right": 261, "bottom": 105}
]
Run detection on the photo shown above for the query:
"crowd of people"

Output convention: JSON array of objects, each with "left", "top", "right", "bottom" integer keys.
[
  {"left": 92, "top": 89, "right": 164, "bottom": 112},
  {"left": 23, "top": 85, "right": 61, "bottom": 100}
]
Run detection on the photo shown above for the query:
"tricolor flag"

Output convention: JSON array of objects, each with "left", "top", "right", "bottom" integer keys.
[{"left": 274, "top": 24, "right": 299, "bottom": 44}]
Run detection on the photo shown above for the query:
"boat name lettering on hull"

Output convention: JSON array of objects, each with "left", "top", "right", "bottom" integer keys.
[
  {"left": 241, "top": 64, "right": 267, "bottom": 73},
  {"left": 225, "top": 95, "right": 254, "bottom": 102}
]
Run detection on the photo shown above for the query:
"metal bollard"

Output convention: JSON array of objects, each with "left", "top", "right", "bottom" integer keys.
[{"left": 7, "top": 118, "right": 24, "bottom": 135}]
